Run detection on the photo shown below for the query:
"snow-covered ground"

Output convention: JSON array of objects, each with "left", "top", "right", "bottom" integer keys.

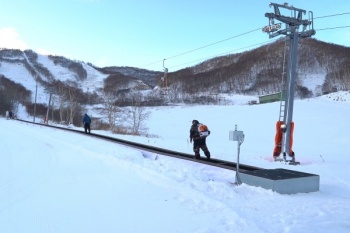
[{"left": 0, "top": 92, "right": 349, "bottom": 233}]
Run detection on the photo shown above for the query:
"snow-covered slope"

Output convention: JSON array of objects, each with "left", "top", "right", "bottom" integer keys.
[
  {"left": 0, "top": 51, "right": 108, "bottom": 104},
  {"left": 1, "top": 93, "right": 349, "bottom": 233}
]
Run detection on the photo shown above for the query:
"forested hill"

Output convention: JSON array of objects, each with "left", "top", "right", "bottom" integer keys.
[
  {"left": 168, "top": 38, "right": 350, "bottom": 98},
  {"left": 0, "top": 38, "right": 349, "bottom": 112}
]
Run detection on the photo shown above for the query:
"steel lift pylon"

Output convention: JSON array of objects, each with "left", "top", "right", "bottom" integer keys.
[{"left": 263, "top": 2, "right": 316, "bottom": 165}]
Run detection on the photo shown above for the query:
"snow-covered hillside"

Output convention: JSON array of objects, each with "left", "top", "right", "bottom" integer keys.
[{"left": 0, "top": 51, "right": 108, "bottom": 104}]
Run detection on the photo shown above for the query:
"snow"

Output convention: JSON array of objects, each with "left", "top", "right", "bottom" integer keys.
[
  {"left": 298, "top": 72, "right": 327, "bottom": 95},
  {"left": 0, "top": 54, "right": 107, "bottom": 104},
  {"left": 1, "top": 92, "right": 350, "bottom": 233},
  {"left": 35, "top": 54, "right": 107, "bottom": 92},
  {"left": 36, "top": 54, "right": 77, "bottom": 82}
]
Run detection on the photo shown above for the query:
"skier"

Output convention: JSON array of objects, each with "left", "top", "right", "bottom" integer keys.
[{"left": 83, "top": 113, "right": 91, "bottom": 134}]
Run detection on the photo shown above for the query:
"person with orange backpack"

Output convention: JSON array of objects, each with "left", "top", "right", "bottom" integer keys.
[{"left": 189, "top": 120, "right": 211, "bottom": 159}]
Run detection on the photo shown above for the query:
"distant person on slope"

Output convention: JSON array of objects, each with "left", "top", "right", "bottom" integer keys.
[
  {"left": 83, "top": 113, "right": 91, "bottom": 134},
  {"left": 189, "top": 119, "right": 210, "bottom": 159},
  {"left": 9, "top": 111, "right": 14, "bottom": 119}
]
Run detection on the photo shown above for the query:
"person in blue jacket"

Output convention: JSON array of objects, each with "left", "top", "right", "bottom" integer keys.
[{"left": 83, "top": 113, "right": 91, "bottom": 134}]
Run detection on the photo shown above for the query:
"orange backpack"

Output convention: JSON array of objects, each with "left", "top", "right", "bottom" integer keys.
[{"left": 198, "top": 123, "right": 210, "bottom": 137}]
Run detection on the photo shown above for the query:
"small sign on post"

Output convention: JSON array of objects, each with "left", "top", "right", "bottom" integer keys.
[
  {"left": 229, "top": 130, "right": 244, "bottom": 141},
  {"left": 229, "top": 125, "right": 245, "bottom": 185}
]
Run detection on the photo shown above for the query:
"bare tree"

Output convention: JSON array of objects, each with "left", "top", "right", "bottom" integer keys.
[
  {"left": 57, "top": 84, "right": 67, "bottom": 123},
  {"left": 128, "top": 93, "right": 151, "bottom": 135},
  {"left": 67, "top": 87, "right": 79, "bottom": 125},
  {"left": 129, "top": 105, "right": 150, "bottom": 135},
  {"left": 102, "top": 92, "right": 121, "bottom": 132}
]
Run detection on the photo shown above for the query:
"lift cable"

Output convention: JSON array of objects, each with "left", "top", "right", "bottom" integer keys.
[
  {"left": 314, "top": 12, "right": 350, "bottom": 19},
  {"left": 168, "top": 39, "right": 275, "bottom": 69},
  {"left": 142, "top": 12, "right": 350, "bottom": 70},
  {"left": 142, "top": 27, "right": 261, "bottom": 68},
  {"left": 317, "top": 25, "right": 350, "bottom": 31},
  {"left": 166, "top": 27, "right": 261, "bottom": 60},
  {"left": 168, "top": 25, "right": 349, "bottom": 70},
  {"left": 169, "top": 24, "right": 350, "bottom": 69}
]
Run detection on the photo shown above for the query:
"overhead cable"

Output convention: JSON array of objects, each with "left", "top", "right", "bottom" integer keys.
[
  {"left": 169, "top": 24, "right": 350, "bottom": 70},
  {"left": 142, "top": 12, "right": 350, "bottom": 70},
  {"left": 316, "top": 25, "right": 350, "bottom": 31},
  {"left": 314, "top": 12, "right": 350, "bottom": 19},
  {"left": 142, "top": 27, "right": 261, "bottom": 68},
  {"left": 169, "top": 40, "right": 275, "bottom": 69},
  {"left": 165, "top": 27, "right": 261, "bottom": 60}
]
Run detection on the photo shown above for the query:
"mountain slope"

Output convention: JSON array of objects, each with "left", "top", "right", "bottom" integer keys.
[
  {"left": 0, "top": 38, "right": 349, "bottom": 109},
  {"left": 169, "top": 38, "right": 350, "bottom": 97}
]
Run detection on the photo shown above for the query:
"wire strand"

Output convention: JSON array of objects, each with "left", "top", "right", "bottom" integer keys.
[
  {"left": 169, "top": 24, "right": 350, "bottom": 70},
  {"left": 314, "top": 12, "right": 350, "bottom": 19},
  {"left": 142, "top": 12, "right": 350, "bottom": 70},
  {"left": 316, "top": 25, "right": 350, "bottom": 31},
  {"left": 142, "top": 27, "right": 261, "bottom": 68},
  {"left": 166, "top": 27, "right": 261, "bottom": 60},
  {"left": 169, "top": 40, "right": 275, "bottom": 69}
]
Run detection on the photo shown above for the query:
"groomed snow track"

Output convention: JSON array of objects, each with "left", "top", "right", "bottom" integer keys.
[
  {"left": 16, "top": 119, "right": 320, "bottom": 194},
  {"left": 16, "top": 119, "right": 260, "bottom": 172}
]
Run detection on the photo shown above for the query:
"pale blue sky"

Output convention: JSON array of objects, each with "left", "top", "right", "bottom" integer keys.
[{"left": 0, "top": 0, "right": 349, "bottom": 71}]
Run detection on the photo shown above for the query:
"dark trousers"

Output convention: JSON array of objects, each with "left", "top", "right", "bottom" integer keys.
[
  {"left": 84, "top": 123, "right": 91, "bottom": 134},
  {"left": 193, "top": 138, "right": 210, "bottom": 159}
]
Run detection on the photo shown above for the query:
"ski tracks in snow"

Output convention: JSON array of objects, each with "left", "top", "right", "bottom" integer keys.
[{"left": 0, "top": 120, "right": 60, "bottom": 231}]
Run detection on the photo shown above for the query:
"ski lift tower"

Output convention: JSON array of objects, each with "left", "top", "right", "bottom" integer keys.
[{"left": 262, "top": 3, "right": 315, "bottom": 164}]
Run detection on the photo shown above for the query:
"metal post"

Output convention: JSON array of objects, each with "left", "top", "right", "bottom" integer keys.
[
  {"left": 283, "top": 27, "right": 299, "bottom": 159},
  {"left": 236, "top": 138, "right": 241, "bottom": 184},
  {"left": 263, "top": 2, "right": 315, "bottom": 162},
  {"left": 51, "top": 96, "right": 55, "bottom": 122},
  {"left": 229, "top": 125, "right": 244, "bottom": 185},
  {"left": 33, "top": 80, "right": 37, "bottom": 123},
  {"left": 45, "top": 92, "right": 52, "bottom": 124}
]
